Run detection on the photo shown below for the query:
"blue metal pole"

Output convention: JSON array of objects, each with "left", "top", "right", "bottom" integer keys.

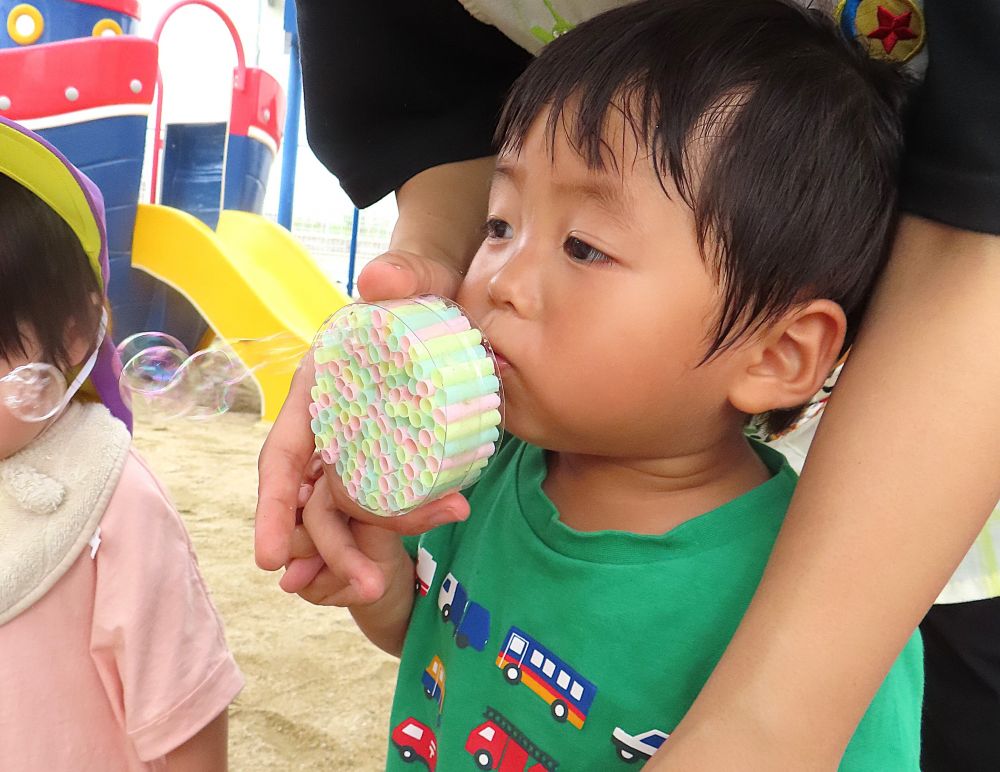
[
  {"left": 277, "top": 4, "right": 301, "bottom": 229},
  {"left": 347, "top": 207, "right": 360, "bottom": 296}
]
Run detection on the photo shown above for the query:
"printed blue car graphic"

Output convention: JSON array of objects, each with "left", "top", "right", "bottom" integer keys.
[
  {"left": 611, "top": 726, "right": 670, "bottom": 763},
  {"left": 437, "top": 572, "right": 490, "bottom": 651}
]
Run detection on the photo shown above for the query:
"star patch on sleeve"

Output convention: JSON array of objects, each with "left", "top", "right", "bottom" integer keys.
[{"left": 835, "top": 0, "right": 925, "bottom": 62}]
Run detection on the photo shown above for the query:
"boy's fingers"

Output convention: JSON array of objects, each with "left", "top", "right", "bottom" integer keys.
[
  {"left": 255, "top": 354, "right": 318, "bottom": 571},
  {"left": 297, "top": 483, "right": 313, "bottom": 509},
  {"left": 323, "top": 464, "right": 470, "bottom": 535},
  {"left": 296, "top": 565, "right": 384, "bottom": 608},
  {"left": 288, "top": 524, "right": 318, "bottom": 559},
  {"left": 279, "top": 555, "right": 326, "bottom": 594},
  {"left": 374, "top": 491, "right": 471, "bottom": 535},
  {"left": 356, "top": 250, "right": 463, "bottom": 302},
  {"left": 302, "top": 476, "right": 389, "bottom": 599},
  {"left": 305, "top": 451, "right": 324, "bottom": 484}
]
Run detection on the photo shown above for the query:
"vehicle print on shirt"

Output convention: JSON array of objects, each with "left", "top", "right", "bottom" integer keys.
[
  {"left": 610, "top": 726, "right": 670, "bottom": 764},
  {"left": 437, "top": 571, "right": 491, "bottom": 651},
  {"left": 495, "top": 626, "right": 597, "bottom": 729},
  {"left": 422, "top": 655, "right": 446, "bottom": 714},
  {"left": 392, "top": 717, "right": 438, "bottom": 771},
  {"left": 416, "top": 547, "right": 437, "bottom": 596},
  {"left": 465, "top": 706, "right": 558, "bottom": 771}
]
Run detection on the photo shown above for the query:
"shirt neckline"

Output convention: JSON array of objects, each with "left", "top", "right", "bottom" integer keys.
[{"left": 512, "top": 440, "right": 797, "bottom": 564}]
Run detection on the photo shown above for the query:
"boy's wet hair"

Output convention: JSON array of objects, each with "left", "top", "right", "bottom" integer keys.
[
  {"left": 497, "top": 0, "right": 910, "bottom": 433},
  {"left": 0, "top": 173, "right": 102, "bottom": 370}
]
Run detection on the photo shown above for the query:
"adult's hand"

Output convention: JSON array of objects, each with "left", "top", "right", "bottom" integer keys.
[{"left": 255, "top": 157, "right": 493, "bottom": 575}]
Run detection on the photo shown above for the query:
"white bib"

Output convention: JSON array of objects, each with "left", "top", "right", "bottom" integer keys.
[{"left": 0, "top": 403, "right": 130, "bottom": 625}]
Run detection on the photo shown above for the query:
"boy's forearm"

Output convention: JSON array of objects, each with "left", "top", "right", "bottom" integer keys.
[
  {"left": 164, "top": 709, "right": 228, "bottom": 772},
  {"left": 349, "top": 554, "right": 417, "bottom": 657},
  {"left": 390, "top": 156, "right": 495, "bottom": 276},
  {"left": 655, "top": 216, "right": 1000, "bottom": 767}
]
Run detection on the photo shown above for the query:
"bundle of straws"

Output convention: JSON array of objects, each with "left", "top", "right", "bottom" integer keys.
[{"left": 310, "top": 296, "right": 503, "bottom": 516}]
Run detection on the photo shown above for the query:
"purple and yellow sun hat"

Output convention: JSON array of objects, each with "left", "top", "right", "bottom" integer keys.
[{"left": 0, "top": 115, "right": 132, "bottom": 432}]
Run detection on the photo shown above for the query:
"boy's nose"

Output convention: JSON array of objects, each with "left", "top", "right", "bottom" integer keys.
[{"left": 486, "top": 241, "right": 542, "bottom": 318}]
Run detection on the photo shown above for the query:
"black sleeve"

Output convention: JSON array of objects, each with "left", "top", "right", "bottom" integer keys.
[
  {"left": 295, "top": 1, "right": 533, "bottom": 208},
  {"left": 899, "top": 0, "right": 1000, "bottom": 234}
]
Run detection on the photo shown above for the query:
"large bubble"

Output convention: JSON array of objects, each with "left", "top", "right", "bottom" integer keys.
[{"left": 0, "top": 363, "right": 67, "bottom": 422}]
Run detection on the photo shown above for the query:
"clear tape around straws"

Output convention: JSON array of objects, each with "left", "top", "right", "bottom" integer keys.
[
  {"left": 117, "top": 331, "right": 305, "bottom": 420},
  {"left": 311, "top": 295, "right": 504, "bottom": 517}
]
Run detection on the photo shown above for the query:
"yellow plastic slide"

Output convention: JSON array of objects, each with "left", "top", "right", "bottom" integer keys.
[{"left": 131, "top": 203, "right": 350, "bottom": 421}]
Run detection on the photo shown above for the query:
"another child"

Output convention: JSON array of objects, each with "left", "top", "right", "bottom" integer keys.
[
  {"left": 0, "top": 118, "right": 243, "bottom": 770},
  {"left": 303, "top": 1, "right": 921, "bottom": 767}
]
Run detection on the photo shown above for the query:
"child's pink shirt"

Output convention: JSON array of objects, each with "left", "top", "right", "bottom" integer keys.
[{"left": 0, "top": 449, "right": 244, "bottom": 770}]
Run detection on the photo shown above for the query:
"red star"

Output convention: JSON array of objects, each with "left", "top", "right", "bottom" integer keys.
[{"left": 867, "top": 6, "right": 917, "bottom": 54}]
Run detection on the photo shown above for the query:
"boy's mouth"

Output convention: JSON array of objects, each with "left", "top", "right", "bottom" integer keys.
[{"left": 489, "top": 345, "right": 512, "bottom": 372}]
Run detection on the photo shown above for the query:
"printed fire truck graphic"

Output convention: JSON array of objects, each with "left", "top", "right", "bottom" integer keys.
[
  {"left": 392, "top": 717, "right": 438, "bottom": 770},
  {"left": 465, "top": 706, "right": 558, "bottom": 771},
  {"left": 416, "top": 547, "right": 437, "bottom": 596},
  {"left": 496, "top": 627, "right": 597, "bottom": 729},
  {"left": 438, "top": 572, "right": 491, "bottom": 651}
]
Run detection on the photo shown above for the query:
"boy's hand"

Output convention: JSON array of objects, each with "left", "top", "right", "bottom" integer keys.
[
  {"left": 281, "top": 460, "right": 470, "bottom": 605},
  {"left": 254, "top": 250, "right": 467, "bottom": 574},
  {"left": 281, "top": 474, "right": 410, "bottom": 607},
  {"left": 287, "top": 472, "right": 446, "bottom": 656}
]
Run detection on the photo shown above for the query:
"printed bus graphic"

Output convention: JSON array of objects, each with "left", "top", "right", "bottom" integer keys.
[{"left": 495, "top": 626, "right": 597, "bottom": 729}]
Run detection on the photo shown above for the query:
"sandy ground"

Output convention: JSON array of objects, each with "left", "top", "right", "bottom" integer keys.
[{"left": 133, "top": 406, "right": 399, "bottom": 771}]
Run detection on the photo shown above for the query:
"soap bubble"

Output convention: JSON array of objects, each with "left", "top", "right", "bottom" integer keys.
[
  {"left": 0, "top": 363, "right": 67, "bottom": 422},
  {"left": 117, "top": 331, "right": 308, "bottom": 421}
]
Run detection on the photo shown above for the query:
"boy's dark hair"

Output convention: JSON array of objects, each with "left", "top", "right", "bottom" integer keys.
[
  {"left": 0, "top": 173, "right": 102, "bottom": 371},
  {"left": 497, "top": 0, "right": 910, "bottom": 434}
]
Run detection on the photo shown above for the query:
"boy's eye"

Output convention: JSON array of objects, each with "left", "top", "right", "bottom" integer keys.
[
  {"left": 564, "top": 236, "right": 612, "bottom": 265},
  {"left": 485, "top": 218, "right": 513, "bottom": 240}
]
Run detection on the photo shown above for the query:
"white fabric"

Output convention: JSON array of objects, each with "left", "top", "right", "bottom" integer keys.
[
  {"left": 458, "top": 0, "right": 839, "bottom": 54},
  {"left": 0, "top": 402, "right": 130, "bottom": 624}
]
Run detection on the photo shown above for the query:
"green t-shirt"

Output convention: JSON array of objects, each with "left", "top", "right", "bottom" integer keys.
[{"left": 389, "top": 438, "right": 922, "bottom": 770}]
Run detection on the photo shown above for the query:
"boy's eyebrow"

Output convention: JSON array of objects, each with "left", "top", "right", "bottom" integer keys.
[{"left": 492, "top": 162, "right": 634, "bottom": 226}]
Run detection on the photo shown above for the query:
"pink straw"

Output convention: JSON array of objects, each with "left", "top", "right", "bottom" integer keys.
[
  {"left": 442, "top": 442, "right": 496, "bottom": 471},
  {"left": 411, "top": 316, "right": 471, "bottom": 340},
  {"left": 432, "top": 393, "right": 502, "bottom": 424}
]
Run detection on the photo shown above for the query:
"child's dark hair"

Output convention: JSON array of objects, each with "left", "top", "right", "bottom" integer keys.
[
  {"left": 0, "top": 173, "right": 102, "bottom": 370},
  {"left": 497, "top": 0, "right": 911, "bottom": 434}
]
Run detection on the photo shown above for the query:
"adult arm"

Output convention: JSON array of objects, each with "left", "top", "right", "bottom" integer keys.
[
  {"left": 295, "top": 0, "right": 530, "bottom": 208},
  {"left": 652, "top": 1, "right": 1000, "bottom": 766},
  {"left": 656, "top": 218, "right": 1000, "bottom": 768}
]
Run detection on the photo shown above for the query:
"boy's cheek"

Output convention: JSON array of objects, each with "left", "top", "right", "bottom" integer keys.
[{"left": 454, "top": 265, "right": 491, "bottom": 318}]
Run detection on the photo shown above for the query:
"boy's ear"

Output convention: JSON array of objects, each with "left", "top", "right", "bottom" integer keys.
[{"left": 728, "top": 300, "right": 846, "bottom": 416}]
